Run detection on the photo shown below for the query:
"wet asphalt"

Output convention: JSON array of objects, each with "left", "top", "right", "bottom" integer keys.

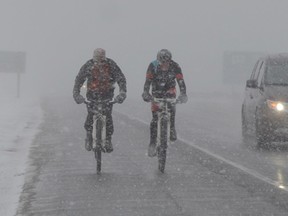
[{"left": 16, "top": 97, "right": 288, "bottom": 216}]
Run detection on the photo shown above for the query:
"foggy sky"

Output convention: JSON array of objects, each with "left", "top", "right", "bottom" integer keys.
[{"left": 1, "top": 0, "right": 288, "bottom": 98}]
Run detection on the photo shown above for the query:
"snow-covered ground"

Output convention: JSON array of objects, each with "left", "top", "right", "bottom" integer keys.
[{"left": 0, "top": 97, "right": 42, "bottom": 216}]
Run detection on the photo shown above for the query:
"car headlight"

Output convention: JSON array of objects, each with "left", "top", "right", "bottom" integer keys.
[{"left": 267, "top": 100, "right": 285, "bottom": 111}]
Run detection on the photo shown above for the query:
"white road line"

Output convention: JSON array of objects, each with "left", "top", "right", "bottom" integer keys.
[{"left": 116, "top": 110, "right": 288, "bottom": 192}]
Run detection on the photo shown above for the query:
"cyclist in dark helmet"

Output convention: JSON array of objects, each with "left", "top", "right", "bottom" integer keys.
[
  {"left": 142, "top": 49, "right": 188, "bottom": 157},
  {"left": 73, "top": 48, "right": 127, "bottom": 153}
]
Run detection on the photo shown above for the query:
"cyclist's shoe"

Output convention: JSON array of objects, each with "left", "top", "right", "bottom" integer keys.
[
  {"left": 85, "top": 132, "right": 93, "bottom": 151},
  {"left": 104, "top": 139, "right": 113, "bottom": 153},
  {"left": 170, "top": 128, "right": 177, "bottom": 141},
  {"left": 148, "top": 142, "right": 157, "bottom": 157}
]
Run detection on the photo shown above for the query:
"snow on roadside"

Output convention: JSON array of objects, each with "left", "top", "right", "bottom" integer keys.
[{"left": 0, "top": 97, "right": 43, "bottom": 216}]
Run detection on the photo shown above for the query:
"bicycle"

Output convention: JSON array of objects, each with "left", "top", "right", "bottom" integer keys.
[
  {"left": 153, "top": 97, "right": 179, "bottom": 173},
  {"left": 84, "top": 99, "right": 116, "bottom": 173}
]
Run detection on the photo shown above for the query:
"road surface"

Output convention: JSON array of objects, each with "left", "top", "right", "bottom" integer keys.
[{"left": 16, "top": 95, "right": 288, "bottom": 216}]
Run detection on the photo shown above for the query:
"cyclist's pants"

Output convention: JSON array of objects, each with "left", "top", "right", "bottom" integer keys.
[{"left": 84, "top": 103, "right": 113, "bottom": 139}]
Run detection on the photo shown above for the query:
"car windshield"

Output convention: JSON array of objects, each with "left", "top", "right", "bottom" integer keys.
[{"left": 264, "top": 64, "right": 288, "bottom": 85}]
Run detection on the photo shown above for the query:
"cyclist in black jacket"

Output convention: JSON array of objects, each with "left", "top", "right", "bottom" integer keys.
[
  {"left": 73, "top": 48, "right": 127, "bottom": 153},
  {"left": 142, "top": 49, "right": 188, "bottom": 157}
]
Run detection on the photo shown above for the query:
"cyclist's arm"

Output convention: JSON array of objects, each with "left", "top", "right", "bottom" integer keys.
[
  {"left": 143, "top": 63, "right": 154, "bottom": 93},
  {"left": 73, "top": 61, "right": 89, "bottom": 100},
  {"left": 111, "top": 59, "right": 127, "bottom": 94},
  {"left": 174, "top": 63, "right": 187, "bottom": 95}
]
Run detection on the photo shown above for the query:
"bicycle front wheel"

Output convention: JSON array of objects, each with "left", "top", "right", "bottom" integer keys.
[
  {"left": 95, "top": 119, "right": 103, "bottom": 173},
  {"left": 94, "top": 148, "right": 101, "bottom": 173},
  {"left": 158, "top": 117, "right": 168, "bottom": 173}
]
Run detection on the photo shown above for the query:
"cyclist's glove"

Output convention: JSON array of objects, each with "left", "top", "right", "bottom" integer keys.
[
  {"left": 177, "top": 93, "right": 188, "bottom": 104},
  {"left": 75, "top": 94, "right": 85, "bottom": 104},
  {"left": 142, "top": 92, "right": 152, "bottom": 102},
  {"left": 115, "top": 92, "right": 126, "bottom": 104}
]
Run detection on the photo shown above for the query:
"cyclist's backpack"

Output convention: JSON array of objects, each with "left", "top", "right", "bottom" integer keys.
[{"left": 89, "top": 62, "right": 112, "bottom": 93}]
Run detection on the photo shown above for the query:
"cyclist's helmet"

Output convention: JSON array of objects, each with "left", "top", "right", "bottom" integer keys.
[{"left": 157, "top": 49, "right": 172, "bottom": 64}]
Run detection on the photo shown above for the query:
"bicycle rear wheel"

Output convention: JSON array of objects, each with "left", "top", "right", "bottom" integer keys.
[
  {"left": 158, "top": 117, "right": 168, "bottom": 173},
  {"left": 95, "top": 119, "right": 103, "bottom": 173}
]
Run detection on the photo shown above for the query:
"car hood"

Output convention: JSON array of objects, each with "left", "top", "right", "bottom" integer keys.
[{"left": 264, "top": 85, "right": 288, "bottom": 102}]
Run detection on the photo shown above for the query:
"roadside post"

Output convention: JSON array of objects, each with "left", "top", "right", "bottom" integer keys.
[{"left": 0, "top": 51, "right": 26, "bottom": 98}]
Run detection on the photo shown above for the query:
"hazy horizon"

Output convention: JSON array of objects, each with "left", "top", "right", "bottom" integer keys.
[{"left": 1, "top": 0, "right": 288, "bottom": 98}]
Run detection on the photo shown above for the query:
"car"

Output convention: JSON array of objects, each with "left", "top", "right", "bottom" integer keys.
[{"left": 242, "top": 53, "right": 288, "bottom": 147}]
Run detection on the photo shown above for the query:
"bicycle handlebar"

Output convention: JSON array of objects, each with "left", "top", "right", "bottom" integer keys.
[
  {"left": 84, "top": 99, "right": 117, "bottom": 105},
  {"left": 152, "top": 97, "right": 180, "bottom": 104}
]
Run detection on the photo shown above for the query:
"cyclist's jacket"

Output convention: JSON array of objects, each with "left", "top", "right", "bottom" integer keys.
[
  {"left": 73, "top": 58, "right": 127, "bottom": 101},
  {"left": 143, "top": 60, "right": 186, "bottom": 98}
]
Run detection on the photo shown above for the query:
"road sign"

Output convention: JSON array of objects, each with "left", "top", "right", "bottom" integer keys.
[{"left": 0, "top": 51, "right": 26, "bottom": 73}]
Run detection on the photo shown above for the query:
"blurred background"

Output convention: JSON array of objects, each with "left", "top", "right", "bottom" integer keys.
[{"left": 1, "top": 0, "right": 288, "bottom": 99}]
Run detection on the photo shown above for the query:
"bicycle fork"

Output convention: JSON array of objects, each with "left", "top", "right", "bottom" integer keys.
[
  {"left": 156, "top": 112, "right": 171, "bottom": 149},
  {"left": 92, "top": 114, "right": 106, "bottom": 150}
]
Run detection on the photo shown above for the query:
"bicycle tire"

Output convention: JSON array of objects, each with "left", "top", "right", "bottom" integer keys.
[
  {"left": 95, "top": 119, "right": 103, "bottom": 173},
  {"left": 94, "top": 148, "right": 101, "bottom": 173},
  {"left": 158, "top": 117, "right": 168, "bottom": 173}
]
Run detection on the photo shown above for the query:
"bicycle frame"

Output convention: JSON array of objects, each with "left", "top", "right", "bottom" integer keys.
[
  {"left": 154, "top": 98, "right": 177, "bottom": 149},
  {"left": 153, "top": 97, "right": 177, "bottom": 173},
  {"left": 87, "top": 101, "right": 109, "bottom": 149},
  {"left": 91, "top": 104, "right": 106, "bottom": 150},
  {"left": 85, "top": 99, "right": 114, "bottom": 173}
]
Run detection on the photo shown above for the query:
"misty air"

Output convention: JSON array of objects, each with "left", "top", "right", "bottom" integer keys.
[{"left": 1, "top": 1, "right": 288, "bottom": 215}]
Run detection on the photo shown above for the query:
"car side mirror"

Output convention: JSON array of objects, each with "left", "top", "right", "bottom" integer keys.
[{"left": 246, "top": 79, "right": 257, "bottom": 88}]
